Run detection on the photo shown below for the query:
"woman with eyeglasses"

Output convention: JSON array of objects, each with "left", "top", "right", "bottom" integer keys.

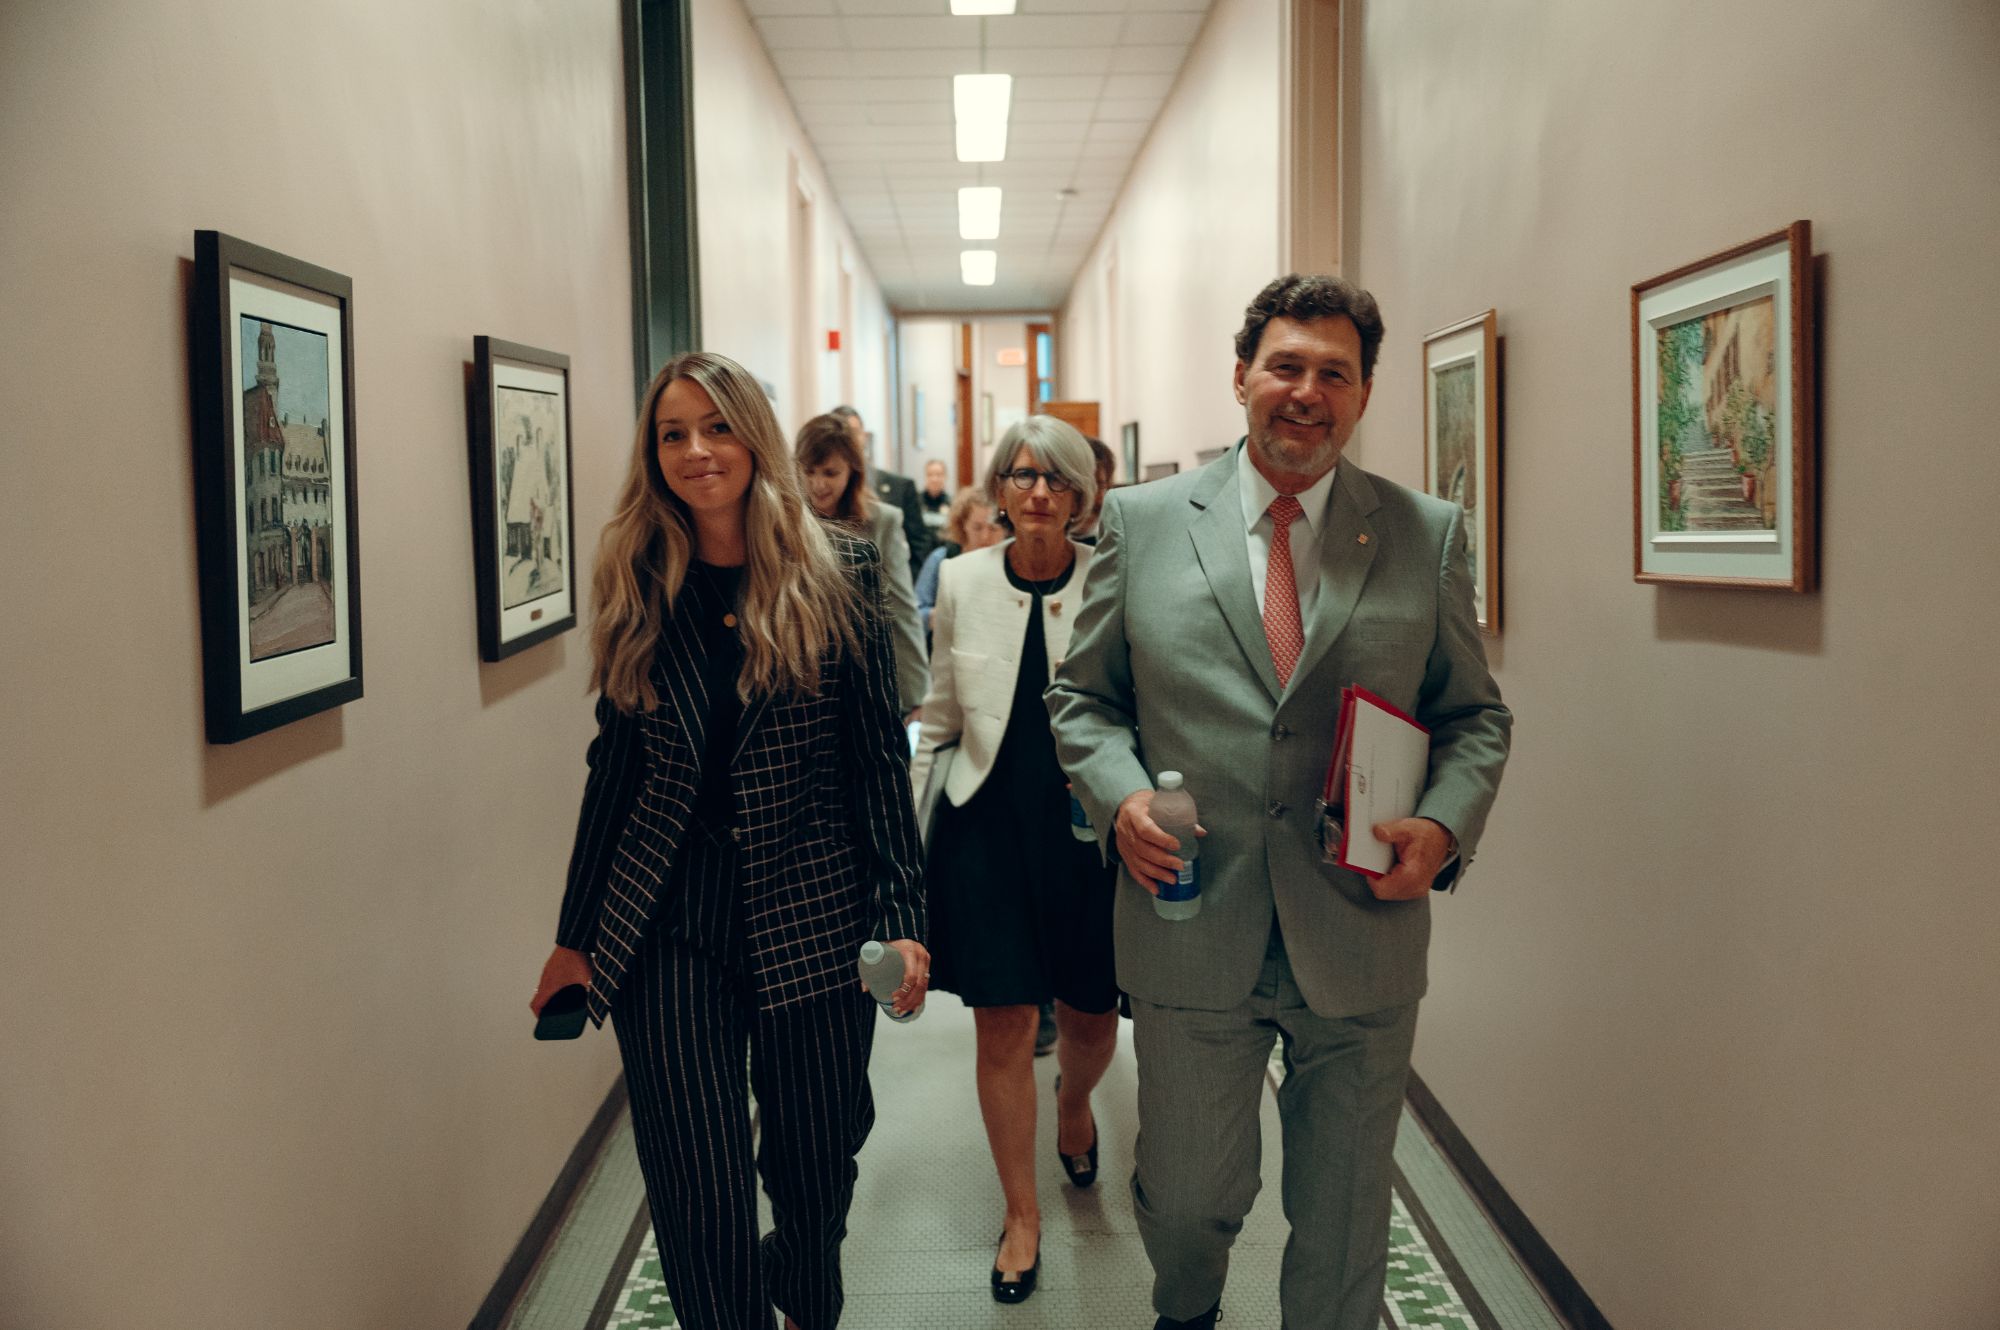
[{"left": 910, "top": 415, "right": 1120, "bottom": 1304}]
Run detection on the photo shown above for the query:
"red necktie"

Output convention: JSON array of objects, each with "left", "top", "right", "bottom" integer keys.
[{"left": 1264, "top": 495, "right": 1305, "bottom": 686}]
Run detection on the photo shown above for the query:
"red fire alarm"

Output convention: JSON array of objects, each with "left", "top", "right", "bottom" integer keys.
[{"left": 827, "top": 330, "right": 842, "bottom": 351}]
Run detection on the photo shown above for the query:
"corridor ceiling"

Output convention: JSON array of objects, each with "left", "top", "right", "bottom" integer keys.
[{"left": 742, "top": 0, "right": 1215, "bottom": 313}]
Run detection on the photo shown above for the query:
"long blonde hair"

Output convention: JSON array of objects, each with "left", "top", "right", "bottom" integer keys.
[{"left": 589, "top": 353, "right": 862, "bottom": 712}]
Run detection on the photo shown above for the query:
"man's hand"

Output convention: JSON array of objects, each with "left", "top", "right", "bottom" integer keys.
[
  {"left": 1114, "top": 788, "right": 1205, "bottom": 895},
  {"left": 1368, "top": 818, "right": 1454, "bottom": 900},
  {"left": 858, "top": 938, "right": 931, "bottom": 1016}
]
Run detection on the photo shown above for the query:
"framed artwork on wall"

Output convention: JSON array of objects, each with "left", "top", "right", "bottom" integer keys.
[
  {"left": 190, "top": 231, "right": 363, "bottom": 744},
  {"left": 1195, "top": 446, "right": 1228, "bottom": 467},
  {"left": 1632, "top": 220, "right": 1815, "bottom": 590},
  {"left": 1422, "top": 309, "right": 1501, "bottom": 635},
  {"left": 1120, "top": 420, "right": 1140, "bottom": 483},
  {"left": 1142, "top": 461, "right": 1179, "bottom": 482},
  {"left": 471, "top": 337, "right": 578, "bottom": 661}
]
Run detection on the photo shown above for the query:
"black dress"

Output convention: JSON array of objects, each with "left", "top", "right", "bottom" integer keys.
[{"left": 927, "top": 556, "right": 1119, "bottom": 1013}]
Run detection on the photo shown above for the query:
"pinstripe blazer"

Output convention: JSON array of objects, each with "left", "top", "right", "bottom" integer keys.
[{"left": 556, "top": 532, "right": 926, "bottom": 1025}]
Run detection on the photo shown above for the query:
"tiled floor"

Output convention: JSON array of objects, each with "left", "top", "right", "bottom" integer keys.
[{"left": 503, "top": 998, "right": 1566, "bottom": 1330}]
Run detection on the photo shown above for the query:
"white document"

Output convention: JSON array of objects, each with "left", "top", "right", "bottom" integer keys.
[{"left": 1339, "top": 690, "right": 1431, "bottom": 877}]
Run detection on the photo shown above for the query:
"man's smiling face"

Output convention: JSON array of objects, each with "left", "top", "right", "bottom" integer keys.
[{"left": 1234, "top": 314, "right": 1373, "bottom": 492}]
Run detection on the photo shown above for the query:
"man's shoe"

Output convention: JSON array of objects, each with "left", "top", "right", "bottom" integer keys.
[{"left": 1152, "top": 1303, "right": 1221, "bottom": 1330}]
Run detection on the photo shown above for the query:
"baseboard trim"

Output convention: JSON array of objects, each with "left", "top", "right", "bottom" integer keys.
[
  {"left": 468, "top": 1074, "right": 630, "bottom": 1330},
  {"left": 1404, "top": 1070, "right": 1614, "bottom": 1330}
]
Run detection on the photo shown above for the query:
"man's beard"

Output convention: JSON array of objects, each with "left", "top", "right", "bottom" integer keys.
[{"left": 1247, "top": 418, "right": 1342, "bottom": 479}]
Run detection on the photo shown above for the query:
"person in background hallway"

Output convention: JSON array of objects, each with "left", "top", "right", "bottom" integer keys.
[
  {"left": 911, "top": 416, "right": 1121, "bottom": 1306},
  {"left": 919, "top": 458, "right": 951, "bottom": 535},
  {"left": 530, "top": 351, "right": 929, "bottom": 1330},
  {"left": 914, "top": 485, "right": 1003, "bottom": 636},
  {"left": 1047, "top": 275, "right": 1512, "bottom": 1330},
  {"left": 797, "top": 413, "right": 930, "bottom": 718},
  {"left": 830, "top": 405, "right": 933, "bottom": 576},
  {"left": 1068, "top": 436, "right": 1117, "bottom": 545}
]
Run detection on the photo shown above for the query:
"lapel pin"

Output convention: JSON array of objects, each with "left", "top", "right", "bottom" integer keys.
[{"left": 1357, "top": 534, "right": 1370, "bottom": 545}]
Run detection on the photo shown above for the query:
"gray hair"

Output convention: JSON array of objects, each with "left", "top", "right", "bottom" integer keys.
[{"left": 984, "top": 415, "right": 1098, "bottom": 528}]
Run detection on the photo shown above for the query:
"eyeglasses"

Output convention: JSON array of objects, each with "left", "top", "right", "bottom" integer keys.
[{"left": 1001, "top": 467, "right": 1074, "bottom": 494}]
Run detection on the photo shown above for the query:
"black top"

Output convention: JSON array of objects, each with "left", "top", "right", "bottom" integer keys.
[{"left": 684, "top": 561, "right": 745, "bottom": 831}]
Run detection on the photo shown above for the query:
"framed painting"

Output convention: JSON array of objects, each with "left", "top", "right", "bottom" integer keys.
[
  {"left": 191, "top": 231, "right": 362, "bottom": 743},
  {"left": 471, "top": 338, "right": 577, "bottom": 661},
  {"left": 1120, "top": 420, "right": 1140, "bottom": 483},
  {"left": 1422, "top": 309, "right": 1501, "bottom": 635},
  {"left": 1142, "top": 461, "right": 1179, "bottom": 482},
  {"left": 1632, "top": 221, "right": 1815, "bottom": 590}
]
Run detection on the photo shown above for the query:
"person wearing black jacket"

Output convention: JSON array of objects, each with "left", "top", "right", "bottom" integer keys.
[
  {"left": 831, "top": 404, "right": 933, "bottom": 576},
  {"left": 532, "top": 353, "right": 927, "bottom": 1330}
]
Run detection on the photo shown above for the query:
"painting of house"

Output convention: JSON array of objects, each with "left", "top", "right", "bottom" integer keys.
[
  {"left": 239, "top": 318, "right": 336, "bottom": 660},
  {"left": 495, "top": 384, "right": 566, "bottom": 609}
]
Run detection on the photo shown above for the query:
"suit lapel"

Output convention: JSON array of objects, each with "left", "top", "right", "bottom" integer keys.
[
  {"left": 1288, "top": 462, "right": 1382, "bottom": 697},
  {"left": 1186, "top": 447, "right": 1283, "bottom": 705}
]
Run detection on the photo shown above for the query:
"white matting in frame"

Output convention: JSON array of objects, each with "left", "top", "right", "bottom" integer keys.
[
  {"left": 490, "top": 355, "right": 573, "bottom": 647},
  {"left": 1633, "top": 221, "right": 1815, "bottom": 590},
  {"left": 227, "top": 269, "right": 354, "bottom": 712},
  {"left": 1423, "top": 310, "right": 1500, "bottom": 634}
]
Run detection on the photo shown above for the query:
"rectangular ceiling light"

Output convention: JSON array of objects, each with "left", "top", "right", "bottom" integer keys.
[
  {"left": 958, "top": 186, "right": 1003, "bottom": 240},
  {"left": 960, "top": 250, "right": 997, "bottom": 286},
  {"left": 953, "top": 74, "right": 1012, "bottom": 163},
  {"left": 950, "top": 0, "right": 1016, "bottom": 12}
]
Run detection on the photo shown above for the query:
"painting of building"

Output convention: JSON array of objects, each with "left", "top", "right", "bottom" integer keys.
[
  {"left": 495, "top": 384, "right": 566, "bottom": 610},
  {"left": 239, "top": 318, "right": 336, "bottom": 660},
  {"left": 1429, "top": 359, "right": 1480, "bottom": 617},
  {"left": 1655, "top": 295, "right": 1778, "bottom": 534}
]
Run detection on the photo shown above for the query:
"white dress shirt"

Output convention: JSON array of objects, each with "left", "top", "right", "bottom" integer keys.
[{"left": 1237, "top": 445, "right": 1339, "bottom": 624}]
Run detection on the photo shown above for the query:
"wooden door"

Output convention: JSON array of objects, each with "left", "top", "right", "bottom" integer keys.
[{"left": 1041, "top": 400, "right": 1100, "bottom": 440}]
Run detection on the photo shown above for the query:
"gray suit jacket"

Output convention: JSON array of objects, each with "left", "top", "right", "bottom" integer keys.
[{"left": 1046, "top": 443, "right": 1510, "bottom": 1018}]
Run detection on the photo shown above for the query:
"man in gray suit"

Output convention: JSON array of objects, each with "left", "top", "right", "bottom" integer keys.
[{"left": 1047, "top": 274, "right": 1511, "bottom": 1330}]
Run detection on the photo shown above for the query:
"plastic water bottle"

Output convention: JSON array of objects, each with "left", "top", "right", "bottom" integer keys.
[
  {"left": 1150, "top": 771, "right": 1201, "bottom": 920},
  {"left": 1068, "top": 790, "right": 1095, "bottom": 843},
  {"left": 858, "top": 940, "right": 922, "bottom": 1022}
]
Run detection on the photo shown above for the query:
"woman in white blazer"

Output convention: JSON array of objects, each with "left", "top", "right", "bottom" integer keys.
[{"left": 911, "top": 416, "right": 1119, "bottom": 1304}]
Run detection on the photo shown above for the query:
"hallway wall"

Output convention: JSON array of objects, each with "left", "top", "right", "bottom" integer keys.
[
  {"left": 0, "top": 4, "right": 634, "bottom": 1328},
  {"left": 1344, "top": 1, "right": 2000, "bottom": 1326},
  {"left": 1057, "top": 0, "right": 1284, "bottom": 472},
  {"left": 691, "top": 0, "right": 896, "bottom": 444}
]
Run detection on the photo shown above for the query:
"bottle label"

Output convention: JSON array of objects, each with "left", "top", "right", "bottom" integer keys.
[{"left": 1158, "top": 858, "right": 1199, "bottom": 902}]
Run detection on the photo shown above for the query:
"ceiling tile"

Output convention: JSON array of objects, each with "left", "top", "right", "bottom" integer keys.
[
  {"left": 755, "top": 16, "right": 847, "bottom": 46},
  {"left": 982, "top": 14, "right": 1126, "bottom": 45},
  {"left": 1107, "top": 43, "right": 1189, "bottom": 73},
  {"left": 746, "top": 0, "right": 838, "bottom": 15},
  {"left": 1101, "top": 72, "right": 1175, "bottom": 99},
  {"left": 839, "top": 16, "right": 978, "bottom": 48},
  {"left": 1094, "top": 97, "right": 1163, "bottom": 121},
  {"left": 1010, "top": 99, "right": 1100, "bottom": 123}
]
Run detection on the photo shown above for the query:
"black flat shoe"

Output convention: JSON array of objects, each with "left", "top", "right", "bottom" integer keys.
[
  {"left": 1053, "top": 1074, "right": 1099, "bottom": 1188},
  {"left": 990, "top": 1228, "right": 1041, "bottom": 1304}
]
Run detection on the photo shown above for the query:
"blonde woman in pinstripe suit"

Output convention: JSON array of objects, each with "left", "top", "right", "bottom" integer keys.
[{"left": 530, "top": 352, "right": 928, "bottom": 1330}]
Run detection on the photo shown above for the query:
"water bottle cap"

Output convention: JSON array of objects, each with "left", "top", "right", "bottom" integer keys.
[
  {"left": 1157, "top": 771, "right": 1183, "bottom": 791},
  {"left": 859, "top": 940, "right": 886, "bottom": 964}
]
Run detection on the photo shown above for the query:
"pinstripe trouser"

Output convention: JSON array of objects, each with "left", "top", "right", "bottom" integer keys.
[{"left": 611, "top": 831, "right": 878, "bottom": 1330}]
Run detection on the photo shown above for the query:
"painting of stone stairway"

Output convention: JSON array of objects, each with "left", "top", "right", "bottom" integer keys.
[{"left": 1654, "top": 294, "right": 1779, "bottom": 534}]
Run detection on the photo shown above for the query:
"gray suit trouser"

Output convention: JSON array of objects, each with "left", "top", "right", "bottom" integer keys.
[{"left": 1129, "top": 925, "right": 1418, "bottom": 1330}]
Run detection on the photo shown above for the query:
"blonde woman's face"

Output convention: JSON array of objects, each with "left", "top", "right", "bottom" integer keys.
[
  {"left": 805, "top": 459, "right": 852, "bottom": 517},
  {"left": 655, "top": 379, "right": 753, "bottom": 520}
]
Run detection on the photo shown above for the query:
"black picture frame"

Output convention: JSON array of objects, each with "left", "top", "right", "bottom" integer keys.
[
  {"left": 191, "top": 231, "right": 363, "bottom": 744},
  {"left": 471, "top": 337, "right": 579, "bottom": 661},
  {"left": 1120, "top": 420, "right": 1139, "bottom": 484}
]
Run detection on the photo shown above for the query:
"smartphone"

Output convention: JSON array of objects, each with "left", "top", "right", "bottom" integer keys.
[{"left": 533, "top": 984, "right": 589, "bottom": 1041}]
